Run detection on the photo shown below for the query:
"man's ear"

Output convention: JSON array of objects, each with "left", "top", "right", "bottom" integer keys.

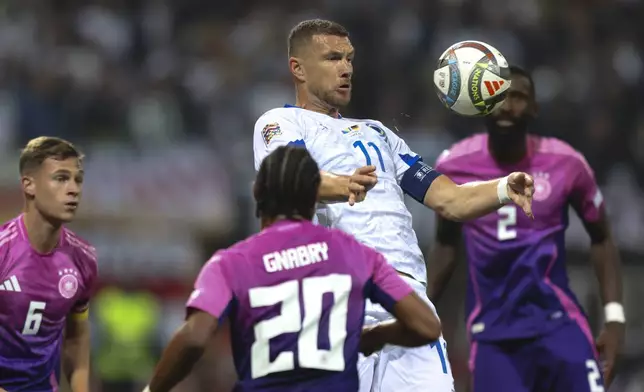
[
  {"left": 289, "top": 57, "right": 306, "bottom": 83},
  {"left": 22, "top": 175, "right": 35, "bottom": 198}
]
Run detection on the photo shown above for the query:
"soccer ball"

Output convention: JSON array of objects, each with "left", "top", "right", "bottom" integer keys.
[{"left": 433, "top": 40, "right": 511, "bottom": 117}]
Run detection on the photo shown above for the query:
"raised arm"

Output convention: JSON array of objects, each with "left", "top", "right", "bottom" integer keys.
[
  {"left": 254, "top": 112, "right": 377, "bottom": 205},
  {"left": 379, "top": 122, "right": 534, "bottom": 221},
  {"left": 319, "top": 167, "right": 377, "bottom": 205},
  {"left": 422, "top": 171, "right": 534, "bottom": 221}
]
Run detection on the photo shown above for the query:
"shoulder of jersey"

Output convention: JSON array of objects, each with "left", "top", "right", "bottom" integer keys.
[
  {"left": 0, "top": 219, "right": 21, "bottom": 252},
  {"left": 256, "top": 107, "right": 306, "bottom": 124},
  {"left": 342, "top": 117, "right": 384, "bottom": 125},
  {"left": 436, "top": 133, "right": 487, "bottom": 167},
  {"left": 531, "top": 135, "right": 586, "bottom": 162},
  {"left": 63, "top": 228, "right": 98, "bottom": 267}
]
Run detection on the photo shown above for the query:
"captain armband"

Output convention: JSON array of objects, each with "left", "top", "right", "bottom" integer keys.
[{"left": 400, "top": 160, "right": 442, "bottom": 203}]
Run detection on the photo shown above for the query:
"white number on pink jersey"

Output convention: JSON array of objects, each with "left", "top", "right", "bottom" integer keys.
[
  {"left": 497, "top": 205, "right": 517, "bottom": 241},
  {"left": 22, "top": 301, "right": 46, "bottom": 335},
  {"left": 248, "top": 274, "right": 351, "bottom": 379},
  {"left": 585, "top": 359, "right": 605, "bottom": 392}
]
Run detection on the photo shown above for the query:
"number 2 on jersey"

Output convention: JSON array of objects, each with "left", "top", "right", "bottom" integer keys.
[
  {"left": 353, "top": 140, "right": 386, "bottom": 172},
  {"left": 497, "top": 205, "right": 517, "bottom": 241},
  {"left": 249, "top": 274, "right": 351, "bottom": 379},
  {"left": 22, "top": 301, "right": 46, "bottom": 335}
]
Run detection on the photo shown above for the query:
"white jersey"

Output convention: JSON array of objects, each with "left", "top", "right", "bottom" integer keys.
[{"left": 253, "top": 106, "right": 427, "bottom": 283}]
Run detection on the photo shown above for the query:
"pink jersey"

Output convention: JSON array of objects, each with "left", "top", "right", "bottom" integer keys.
[
  {"left": 436, "top": 134, "right": 603, "bottom": 342},
  {"left": 187, "top": 219, "right": 412, "bottom": 392},
  {"left": 0, "top": 215, "right": 98, "bottom": 391}
]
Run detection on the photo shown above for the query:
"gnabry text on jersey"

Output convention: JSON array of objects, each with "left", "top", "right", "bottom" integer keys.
[{"left": 263, "top": 242, "right": 329, "bottom": 273}]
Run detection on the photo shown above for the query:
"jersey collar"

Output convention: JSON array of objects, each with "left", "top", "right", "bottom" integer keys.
[{"left": 283, "top": 104, "right": 343, "bottom": 119}]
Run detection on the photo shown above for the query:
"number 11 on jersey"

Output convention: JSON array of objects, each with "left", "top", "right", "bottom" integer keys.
[{"left": 353, "top": 140, "right": 386, "bottom": 172}]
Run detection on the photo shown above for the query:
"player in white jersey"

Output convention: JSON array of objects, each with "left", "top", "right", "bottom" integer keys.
[{"left": 253, "top": 19, "right": 535, "bottom": 392}]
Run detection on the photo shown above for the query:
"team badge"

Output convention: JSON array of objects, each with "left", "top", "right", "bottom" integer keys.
[
  {"left": 58, "top": 268, "right": 79, "bottom": 299},
  {"left": 261, "top": 123, "right": 282, "bottom": 146},
  {"left": 366, "top": 123, "right": 388, "bottom": 142},
  {"left": 532, "top": 172, "right": 551, "bottom": 202}
]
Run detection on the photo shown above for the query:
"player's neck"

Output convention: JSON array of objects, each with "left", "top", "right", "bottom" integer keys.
[
  {"left": 295, "top": 89, "right": 340, "bottom": 118},
  {"left": 22, "top": 208, "right": 62, "bottom": 254},
  {"left": 260, "top": 215, "right": 306, "bottom": 230},
  {"left": 488, "top": 136, "right": 528, "bottom": 165}
]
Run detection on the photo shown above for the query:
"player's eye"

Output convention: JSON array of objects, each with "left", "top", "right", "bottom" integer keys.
[
  {"left": 75, "top": 176, "right": 84, "bottom": 184},
  {"left": 55, "top": 175, "right": 68, "bottom": 182}
]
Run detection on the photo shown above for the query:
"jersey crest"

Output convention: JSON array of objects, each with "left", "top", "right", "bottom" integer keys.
[
  {"left": 58, "top": 268, "right": 80, "bottom": 299},
  {"left": 366, "top": 123, "right": 388, "bottom": 142},
  {"left": 532, "top": 172, "right": 552, "bottom": 202},
  {"left": 261, "top": 123, "right": 282, "bottom": 146}
]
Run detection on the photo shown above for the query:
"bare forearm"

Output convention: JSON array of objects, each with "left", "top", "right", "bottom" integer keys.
[
  {"left": 364, "top": 320, "right": 438, "bottom": 348},
  {"left": 149, "top": 325, "right": 206, "bottom": 392},
  {"left": 318, "top": 171, "right": 350, "bottom": 202},
  {"left": 428, "top": 245, "right": 458, "bottom": 302},
  {"left": 63, "top": 321, "right": 91, "bottom": 392},
  {"left": 590, "top": 240, "right": 622, "bottom": 304},
  {"left": 427, "top": 178, "right": 503, "bottom": 221}
]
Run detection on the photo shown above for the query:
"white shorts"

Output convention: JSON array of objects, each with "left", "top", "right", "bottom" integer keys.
[{"left": 358, "top": 275, "right": 455, "bottom": 392}]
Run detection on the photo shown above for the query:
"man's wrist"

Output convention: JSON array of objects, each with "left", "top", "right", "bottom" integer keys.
[
  {"left": 320, "top": 172, "right": 350, "bottom": 202},
  {"left": 604, "top": 302, "right": 626, "bottom": 324},
  {"left": 497, "top": 176, "right": 511, "bottom": 205}
]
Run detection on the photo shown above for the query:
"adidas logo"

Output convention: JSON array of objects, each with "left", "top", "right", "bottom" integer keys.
[
  {"left": 483, "top": 80, "right": 506, "bottom": 96},
  {"left": 0, "top": 275, "right": 21, "bottom": 292}
]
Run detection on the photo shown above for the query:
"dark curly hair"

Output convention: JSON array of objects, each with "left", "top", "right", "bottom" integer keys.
[{"left": 254, "top": 145, "right": 320, "bottom": 220}]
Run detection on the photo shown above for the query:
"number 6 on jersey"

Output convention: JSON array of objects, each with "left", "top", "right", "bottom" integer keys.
[
  {"left": 249, "top": 274, "right": 351, "bottom": 379},
  {"left": 22, "top": 301, "right": 46, "bottom": 335}
]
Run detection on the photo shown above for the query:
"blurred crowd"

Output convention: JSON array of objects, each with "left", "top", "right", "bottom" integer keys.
[{"left": 0, "top": 0, "right": 643, "bottom": 390}]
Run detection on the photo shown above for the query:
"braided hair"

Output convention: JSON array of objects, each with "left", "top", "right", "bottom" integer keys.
[{"left": 254, "top": 145, "right": 321, "bottom": 220}]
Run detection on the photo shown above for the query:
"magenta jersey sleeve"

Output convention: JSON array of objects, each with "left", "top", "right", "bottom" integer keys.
[
  {"left": 569, "top": 154, "right": 604, "bottom": 223},
  {"left": 366, "top": 247, "right": 414, "bottom": 313},
  {"left": 70, "top": 241, "right": 99, "bottom": 314},
  {"left": 186, "top": 252, "right": 234, "bottom": 319}
]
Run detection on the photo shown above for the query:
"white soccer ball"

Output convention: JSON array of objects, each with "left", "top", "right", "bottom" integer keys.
[{"left": 433, "top": 40, "right": 511, "bottom": 117}]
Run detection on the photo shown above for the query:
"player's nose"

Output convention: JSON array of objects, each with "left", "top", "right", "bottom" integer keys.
[
  {"left": 341, "top": 62, "right": 353, "bottom": 79},
  {"left": 67, "top": 182, "right": 81, "bottom": 195}
]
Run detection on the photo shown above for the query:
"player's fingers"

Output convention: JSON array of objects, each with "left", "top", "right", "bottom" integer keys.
[
  {"left": 519, "top": 197, "right": 533, "bottom": 219},
  {"left": 355, "top": 165, "right": 377, "bottom": 175},
  {"left": 603, "top": 365, "right": 614, "bottom": 387},
  {"left": 349, "top": 183, "right": 366, "bottom": 194},
  {"left": 352, "top": 174, "right": 378, "bottom": 186},
  {"left": 348, "top": 192, "right": 356, "bottom": 206}
]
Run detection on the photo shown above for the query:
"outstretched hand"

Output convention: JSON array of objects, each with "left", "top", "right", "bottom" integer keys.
[
  {"left": 348, "top": 165, "right": 378, "bottom": 205},
  {"left": 507, "top": 172, "right": 534, "bottom": 218}
]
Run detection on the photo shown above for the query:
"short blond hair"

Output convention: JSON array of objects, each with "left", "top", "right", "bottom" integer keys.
[{"left": 19, "top": 137, "right": 83, "bottom": 175}]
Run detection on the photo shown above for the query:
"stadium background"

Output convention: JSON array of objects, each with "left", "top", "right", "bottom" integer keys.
[{"left": 0, "top": 0, "right": 643, "bottom": 390}]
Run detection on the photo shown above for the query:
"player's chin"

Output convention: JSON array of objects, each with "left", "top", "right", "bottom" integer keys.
[
  {"left": 57, "top": 208, "right": 78, "bottom": 223},
  {"left": 333, "top": 90, "right": 351, "bottom": 106}
]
